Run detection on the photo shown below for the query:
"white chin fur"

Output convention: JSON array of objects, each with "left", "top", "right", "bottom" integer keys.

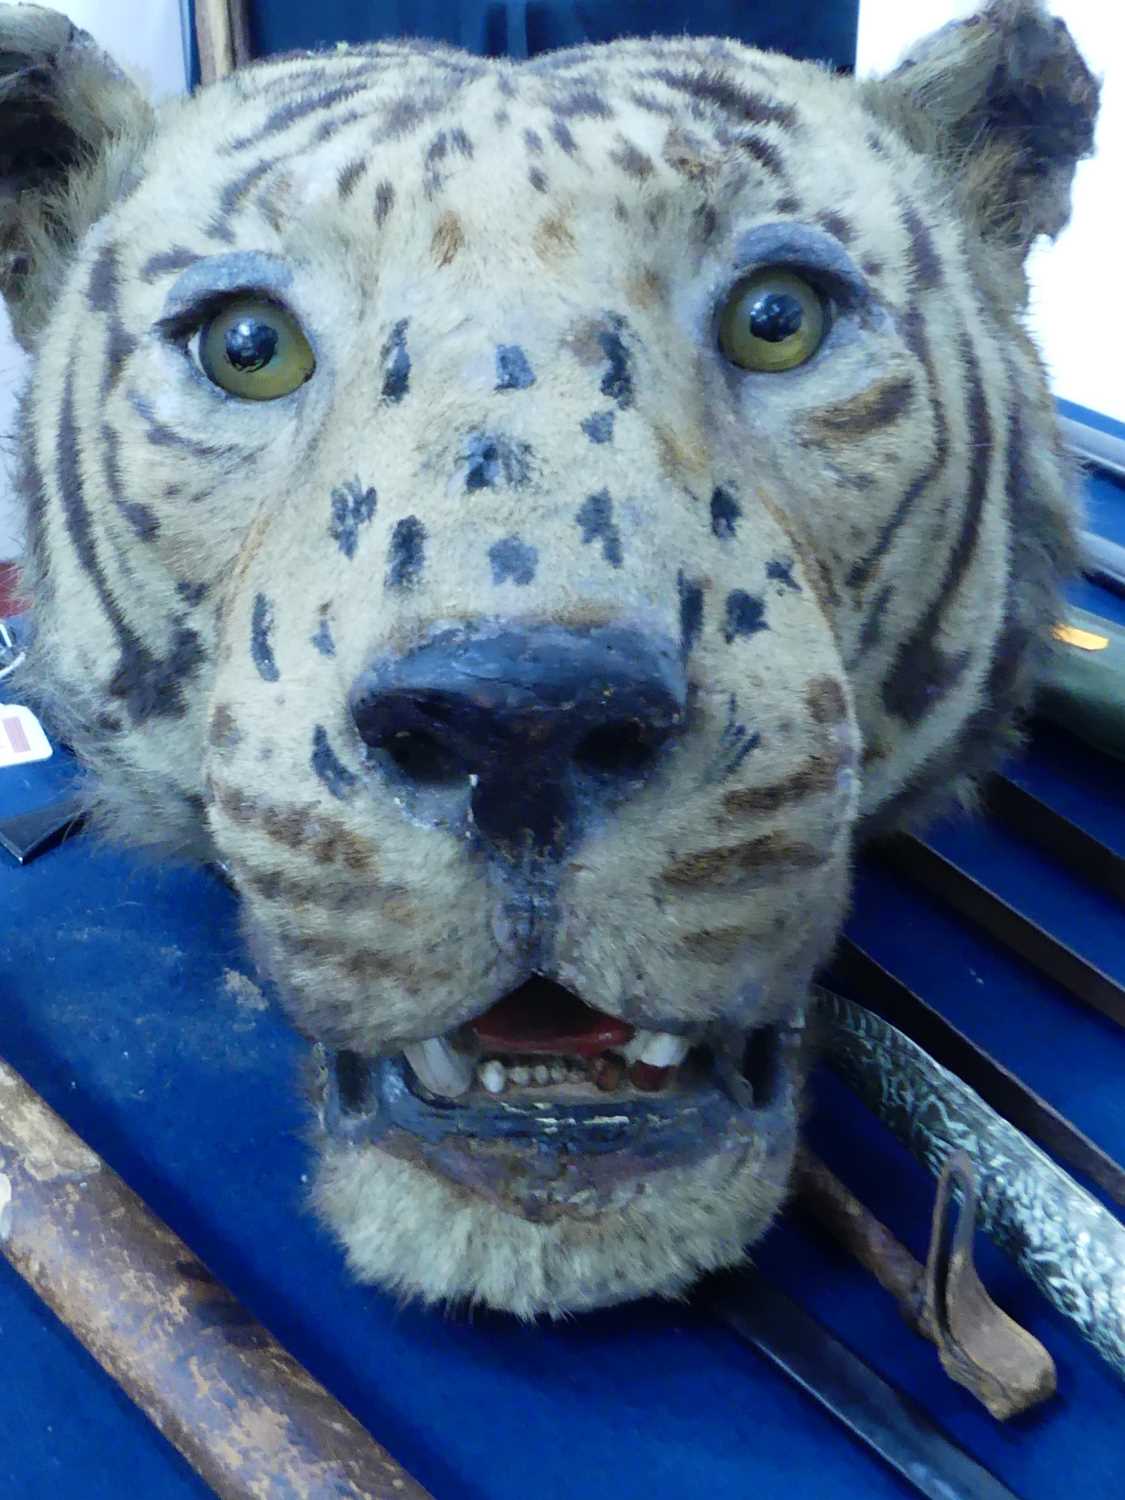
[{"left": 312, "top": 1135, "right": 794, "bottom": 1319}]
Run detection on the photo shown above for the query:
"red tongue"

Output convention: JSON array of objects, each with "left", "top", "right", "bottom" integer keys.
[{"left": 471, "top": 979, "right": 634, "bottom": 1058}]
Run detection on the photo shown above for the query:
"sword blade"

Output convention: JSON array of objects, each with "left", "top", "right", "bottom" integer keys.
[{"left": 703, "top": 1271, "right": 1024, "bottom": 1500}]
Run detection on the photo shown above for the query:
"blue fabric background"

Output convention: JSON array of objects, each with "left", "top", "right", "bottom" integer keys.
[
  {"left": 1, "top": 473, "right": 1123, "bottom": 1495},
  {"left": 241, "top": 1, "right": 859, "bottom": 68}
]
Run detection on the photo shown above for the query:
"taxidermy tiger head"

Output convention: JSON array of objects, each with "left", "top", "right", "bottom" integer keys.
[{"left": 0, "top": 1, "right": 1096, "bottom": 1314}]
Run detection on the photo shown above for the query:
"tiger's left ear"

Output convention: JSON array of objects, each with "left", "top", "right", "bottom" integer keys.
[
  {"left": 864, "top": 0, "right": 1099, "bottom": 259},
  {"left": 0, "top": 3, "right": 153, "bottom": 348}
]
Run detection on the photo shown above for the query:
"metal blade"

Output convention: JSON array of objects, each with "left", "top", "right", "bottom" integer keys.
[{"left": 703, "top": 1270, "right": 1024, "bottom": 1500}]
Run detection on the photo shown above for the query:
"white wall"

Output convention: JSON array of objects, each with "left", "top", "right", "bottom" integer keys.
[
  {"left": 857, "top": 0, "right": 1124, "bottom": 424},
  {"left": 0, "top": 1, "right": 187, "bottom": 559}
]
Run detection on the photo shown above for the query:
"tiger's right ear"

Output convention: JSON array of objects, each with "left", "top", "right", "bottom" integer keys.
[{"left": 0, "top": 3, "right": 153, "bottom": 348}]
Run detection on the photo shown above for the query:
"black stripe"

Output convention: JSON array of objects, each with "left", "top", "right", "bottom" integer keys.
[
  {"left": 225, "top": 81, "right": 373, "bottom": 154},
  {"left": 141, "top": 247, "right": 202, "bottom": 282},
  {"left": 57, "top": 357, "right": 199, "bottom": 721},
  {"left": 311, "top": 725, "right": 359, "bottom": 800},
  {"left": 648, "top": 69, "right": 798, "bottom": 130},
  {"left": 899, "top": 196, "right": 943, "bottom": 291},
  {"left": 881, "top": 332, "right": 993, "bottom": 724},
  {"left": 846, "top": 310, "right": 949, "bottom": 592},
  {"left": 127, "top": 391, "right": 244, "bottom": 461},
  {"left": 209, "top": 157, "right": 279, "bottom": 243}
]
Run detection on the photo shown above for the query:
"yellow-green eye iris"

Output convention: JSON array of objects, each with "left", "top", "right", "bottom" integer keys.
[
  {"left": 198, "top": 297, "right": 315, "bottom": 400},
  {"left": 718, "top": 269, "right": 828, "bottom": 373}
]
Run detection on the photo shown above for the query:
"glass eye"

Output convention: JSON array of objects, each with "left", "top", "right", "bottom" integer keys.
[
  {"left": 197, "top": 297, "right": 315, "bottom": 400},
  {"left": 718, "top": 269, "right": 828, "bottom": 373}
]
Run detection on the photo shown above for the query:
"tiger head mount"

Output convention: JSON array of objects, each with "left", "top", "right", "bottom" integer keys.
[{"left": 0, "top": 1, "right": 1097, "bottom": 1315}]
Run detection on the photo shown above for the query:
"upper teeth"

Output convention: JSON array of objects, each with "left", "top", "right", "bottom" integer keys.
[
  {"left": 404, "top": 1037, "right": 474, "bottom": 1098},
  {"left": 623, "top": 1030, "right": 691, "bottom": 1068}
]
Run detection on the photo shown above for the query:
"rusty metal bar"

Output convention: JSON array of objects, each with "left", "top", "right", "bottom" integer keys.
[
  {"left": 0, "top": 1058, "right": 433, "bottom": 1500},
  {"left": 794, "top": 1149, "right": 1055, "bottom": 1419}
]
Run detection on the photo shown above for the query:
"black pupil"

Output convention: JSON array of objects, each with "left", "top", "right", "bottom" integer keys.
[
  {"left": 747, "top": 291, "right": 804, "bottom": 344},
  {"left": 225, "top": 318, "right": 278, "bottom": 372}
]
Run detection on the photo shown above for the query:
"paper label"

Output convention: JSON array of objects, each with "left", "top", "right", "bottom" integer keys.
[{"left": 0, "top": 705, "right": 52, "bottom": 767}]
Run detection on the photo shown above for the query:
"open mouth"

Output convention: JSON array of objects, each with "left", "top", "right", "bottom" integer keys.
[{"left": 314, "top": 979, "right": 802, "bottom": 1221}]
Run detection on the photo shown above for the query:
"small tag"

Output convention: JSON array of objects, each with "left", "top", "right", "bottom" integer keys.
[
  {"left": 0, "top": 705, "right": 52, "bottom": 766},
  {"left": 1053, "top": 622, "right": 1110, "bottom": 652}
]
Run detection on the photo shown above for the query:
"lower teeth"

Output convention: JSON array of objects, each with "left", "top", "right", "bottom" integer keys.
[{"left": 468, "top": 1051, "right": 680, "bottom": 1097}]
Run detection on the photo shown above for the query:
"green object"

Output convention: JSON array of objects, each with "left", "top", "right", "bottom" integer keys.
[{"left": 1037, "top": 605, "right": 1125, "bottom": 760}]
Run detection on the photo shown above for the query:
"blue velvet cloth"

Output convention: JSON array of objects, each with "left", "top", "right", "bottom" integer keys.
[
  {"left": 1, "top": 471, "right": 1123, "bottom": 1495},
  {"left": 241, "top": 1, "right": 859, "bottom": 68}
]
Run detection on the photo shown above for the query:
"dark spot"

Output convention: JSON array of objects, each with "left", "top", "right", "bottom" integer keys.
[
  {"left": 524, "top": 127, "right": 544, "bottom": 154},
  {"left": 176, "top": 580, "right": 209, "bottom": 606},
  {"left": 576, "top": 490, "right": 623, "bottom": 568},
  {"left": 610, "top": 139, "right": 655, "bottom": 178},
  {"left": 374, "top": 180, "right": 395, "bottom": 226},
  {"left": 311, "top": 610, "right": 336, "bottom": 657},
  {"left": 710, "top": 486, "right": 741, "bottom": 539},
  {"left": 581, "top": 410, "right": 615, "bottom": 445},
  {"left": 461, "top": 431, "right": 533, "bottom": 491},
  {"left": 489, "top": 536, "right": 538, "bottom": 586},
  {"left": 86, "top": 244, "right": 118, "bottom": 313},
  {"left": 329, "top": 479, "right": 378, "bottom": 559},
  {"left": 553, "top": 89, "right": 612, "bottom": 120},
  {"left": 495, "top": 345, "right": 535, "bottom": 391},
  {"left": 723, "top": 591, "right": 767, "bottom": 642},
  {"left": 807, "top": 676, "right": 847, "bottom": 724},
  {"left": 251, "top": 593, "right": 280, "bottom": 682},
  {"left": 449, "top": 127, "right": 473, "bottom": 158},
  {"left": 550, "top": 118, "right": 578, "bottom": 154},
  {"left": 773, "top": 194, "right": 802, "bottom": 215},
  {"left": 861, "top": 258, "right": 884, "bottom": 280},
  {"left": 387, "top": 516, "right": 426, "bottom": 589},
  {"left": 337, "top": 158, "right": 368, "bottom": 198},
  {"left": 380, "top": 319, "right": 410, "bottom": 401},
  {"left": 528, "top": 166, "right": 549, "bottom": 194},
  {"left": 312, "top": 726, "right": 358, "bottom": 801},
  {"left": 766, "top": 558, "right": 801, "bottom": 593},
  {"left": 598, "top": 315, "right": 634, "bottom": 410},
  {"left": 678, "top": 571, "right": 704, "bottom": 657},
  {"left": 209, "top": 703, "right": 242, "bottom": 752},
  {"left": 817, "top": 211, "right": 855, "bottom": 244},
  {"left": 739, "top": 134, "right": 786, "bottom": 178},
  {"left": 431, "top": 210, "right": 464, "bottom": 265}
]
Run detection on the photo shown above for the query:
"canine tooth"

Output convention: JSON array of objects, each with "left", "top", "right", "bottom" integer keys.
[
  {"left": 404, "top": 1038, "right": 473, "bottom": 1098},
  {"left": 623, "top": 1030, "right": 690, "bottom": 1067},
  {"left": 479, "top": 1060, "right": 506, "bottom": 1095},
  {"left": 510, "top": 1065, "right": 531, "bottom": 1086},
  {"left": 637, "top": 1032, "right": 690, "bottom": 1068}
]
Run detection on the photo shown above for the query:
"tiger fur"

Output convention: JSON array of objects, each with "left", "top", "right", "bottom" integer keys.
[{"left": 0, "top": 2, "right": 1098, "bottom": 1316}]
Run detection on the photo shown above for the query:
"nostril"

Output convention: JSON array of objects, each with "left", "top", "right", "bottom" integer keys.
[
  {"left": 573, "top": 719, "right": 668, "bottom": 779},
  {"left": 352, "top": 690, "right": 470, "bottom": 788},
  {"left": 381, "top": 729, "right": 466, "bottom": 787}
]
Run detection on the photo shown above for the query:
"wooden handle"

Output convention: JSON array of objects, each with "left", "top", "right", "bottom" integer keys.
[{"left": 0, "top": 1058, "right": 432, "bottom": 1499}]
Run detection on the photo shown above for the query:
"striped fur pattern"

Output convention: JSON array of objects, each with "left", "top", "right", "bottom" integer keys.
[{"left": 2, "top": 2, "right": 1096, "bottom": 1314}]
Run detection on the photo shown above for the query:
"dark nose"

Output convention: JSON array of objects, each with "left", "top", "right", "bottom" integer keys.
[{"left": 350, "top": 624, "right": 686, "bottom": 856}]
